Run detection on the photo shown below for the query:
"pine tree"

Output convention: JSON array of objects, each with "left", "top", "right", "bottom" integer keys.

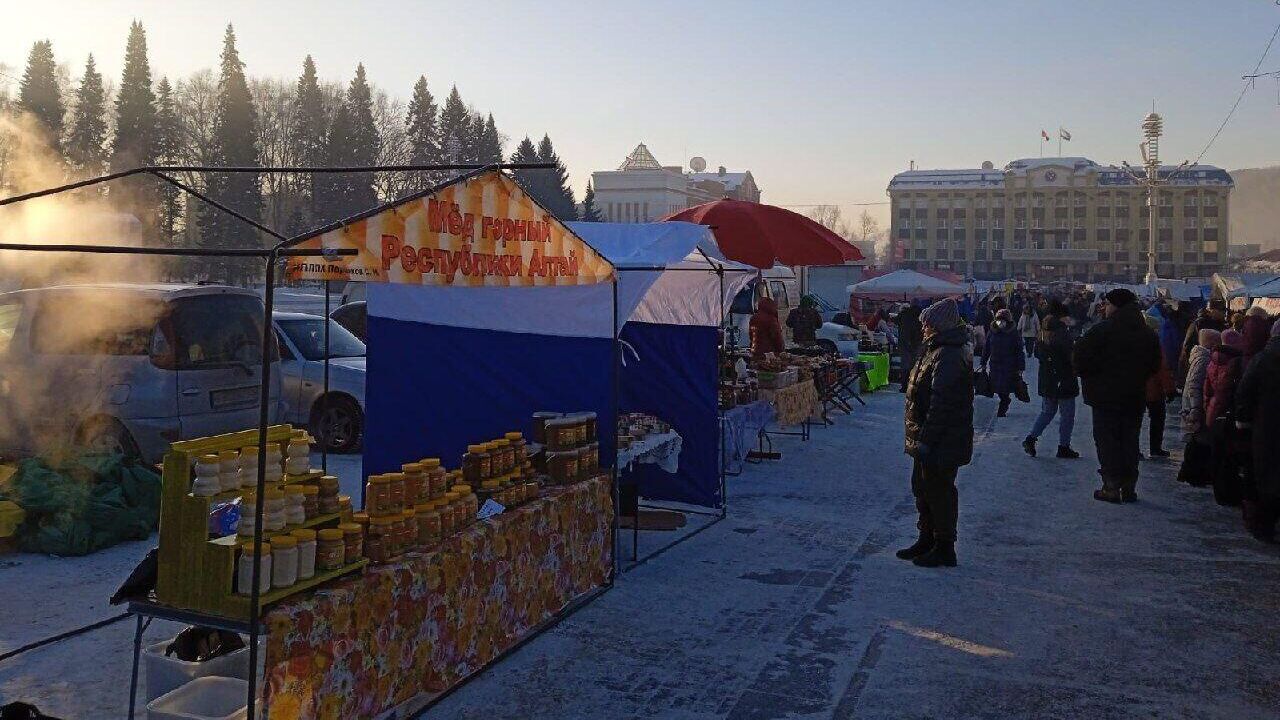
[
  {"left": 317, "top": 99, "right": 355, "bottom": 223},
  {"left": 462, "top": 111, "right": 485, "bottom": 163},
  {"left": 197, "top": 24, "right": 262, "bottom": 279},
  {"left": 509, "top": 136, "right": 542, "bottom": 205},
  {"left": 18, "top": 40, "right": 64, "bottom": 148},
  {"left": 477, "top": 113, "right": 502, "bottom": 165},
  {"left": 65, "top": 54, "right": 107, "bottom": 173},
  {"left": 344, "top": 63, "right": 380, "bottom": 210},
  {"left": 154, "top": 77, "right": 182, "bottom": 244},
  {"left": 292, "top": 56, "right": 327, "bottom": 221},
  {"left": 437, "top": 85, "right": 469, "bottom": 164},
  {"left": 405, "top": 75, "right": 440, "bottom": 189},
  {"left": 110, "top": 21, "right": 157, "bottom": 171},
  {"left": 580, "top": 181, "right": 603, "bottom": 222},
  {"left": 536, "top": 134, "right": 577, "bottom": 221}
]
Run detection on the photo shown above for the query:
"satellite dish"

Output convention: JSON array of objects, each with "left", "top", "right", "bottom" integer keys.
[
  {"left": 690, "top": 156, "right": 707, "bottom": 172},
  {"left": 981, "top": 160, "right": 994, "bottom": 170}
]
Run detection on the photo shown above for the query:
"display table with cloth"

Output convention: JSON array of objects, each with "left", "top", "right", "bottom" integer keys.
[
  {"left": 759, "top": 380, "right": 820, "bottom": 427},
  {"left": 858, "top": 352, "right": 890, "bottom": 391},
  {"left": 260, "top": 476, "right": 612, "bottom": 719},
  {"left": 617, "top": 430, "right": 683, "bottom": 473},
  {"left": 721, "top": 401, "right": 776, "bottom": 474}
]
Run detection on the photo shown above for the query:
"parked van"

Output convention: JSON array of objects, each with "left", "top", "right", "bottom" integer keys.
[
  {"left": 724, "top": 267, "right": 802, "bottom": 348},
  {"left": 0, "top": 284, "right": 282, "bottom": 463}
]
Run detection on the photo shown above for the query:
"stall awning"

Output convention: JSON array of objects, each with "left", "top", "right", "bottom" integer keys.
[{"left": 847, "top": 268, "right": 967, "bottom": 300}]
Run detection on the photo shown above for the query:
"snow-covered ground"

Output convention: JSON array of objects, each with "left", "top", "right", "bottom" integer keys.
[{"left": 4, "top": 372, "right": 1280, "bottom": 718}]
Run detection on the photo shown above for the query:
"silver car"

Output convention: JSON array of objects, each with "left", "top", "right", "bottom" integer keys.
[
  {"left": 272, "top": 312, "right": 366, "bottom": 453},
  {"left": 0, "top": 284, "right": 281, "bottom": 464}
]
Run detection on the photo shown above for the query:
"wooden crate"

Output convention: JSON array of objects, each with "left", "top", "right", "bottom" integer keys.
[{"left": 155, "top": 424, "right": 360, "bottom": 620}]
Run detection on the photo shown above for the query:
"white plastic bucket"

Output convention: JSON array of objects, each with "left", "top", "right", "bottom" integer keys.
[{"left": 143, "top": 637, "right": 250, "bottom": 703}]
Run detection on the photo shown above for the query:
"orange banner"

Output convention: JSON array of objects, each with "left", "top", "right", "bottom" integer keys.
[{"left": 284, "top": 170, "right": 613, "bottom": 286}]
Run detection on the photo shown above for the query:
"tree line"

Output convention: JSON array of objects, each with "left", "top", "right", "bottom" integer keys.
[{"left": 0, "top": 22, "right": 595, "bottom": 282}]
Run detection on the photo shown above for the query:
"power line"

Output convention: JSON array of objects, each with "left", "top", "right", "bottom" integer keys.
[{"left": 1194, "top": 15, "right": 1280, "bottom": 164}]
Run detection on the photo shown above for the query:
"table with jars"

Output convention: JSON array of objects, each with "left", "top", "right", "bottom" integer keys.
[{"left": 258, "top": 413, "right": 613, "bottom": 720}]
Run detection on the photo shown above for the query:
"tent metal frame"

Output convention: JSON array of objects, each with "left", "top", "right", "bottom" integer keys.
[{"left": 1, "top": 162, "right": 627, "bottom": 720}]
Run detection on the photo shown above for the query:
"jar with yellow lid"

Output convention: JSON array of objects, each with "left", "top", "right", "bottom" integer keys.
[
  {"left": 415, "top": 502, "right": 440, "bottom": 547},
  {"left": 316, "top": 529, "right": 345, "bottom": 571},
  {"left": 366, "top": 517, "right": 394, "bottom": 564},
  {"left": 402, "top": 463, "right": 426, "bottom": 505},
  {"left": 236, "top": 540, "right": 272, "bottom": 595},
  {"left": 386, "top": 473, "right": 406, "bottom": 513},
  {"left": 365, "top": 475, "right": 392, "bottom": 516},
  {"left": 291, "top": 528, "right": 317, "bottom": 579},
  {"left": 338, "top": 522, "right": 363, "bottom": 564},
  {"left": 478, "top": 479, "right": 501, "bottom": 506},
  {"left": 460, "top": 490, "right": 478, "bottom": 524},
  {"left": 317, "top": 475, "right": 341, "bottom": 514},
  {"left": 270, "top": 534, "right": 298, "bottom": 588},
  {"left": 193, "top": 454, "right": 221, "bottom": 497},
  {"left": 505, "top": 432, "right": 527, "bottom": 465},
  {"left": 440, "top": 492, "right": 460, "bottom": 534},
  {"left": 400, "top": 508, "right": 417, "bottom": 551},
  {"left": 492, "top": 438, "right": 513, "bottom": 474},
  {"left": 352, "top": 512, "right": 369, "bottom": 537},
  {"left": 283, "top": 486, "right": 307, "bottom": 526},
  {"left": 337, "top": 494, "right": 353, "bottom": 521},
  {"left": 263, "top": 488, "right": 287, "bottom": 531},
  {"left": 298, "top": 484, "right": 319, "bottom": 519},
  {"left": 462, "top": 445, "right": 488, "bottom": 487}
]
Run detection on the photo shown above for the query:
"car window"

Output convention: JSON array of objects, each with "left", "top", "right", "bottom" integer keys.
[
  {"left": 729, "top": 287, "right": 755, "bottom": 315},
  {"left": 29, "top": 292, "right": 161, "bottom": 355},
  {"left": 276, "top": 329, "right": 295, "bottom": 360},
  {"left": 0, "top": 302, "right": 20, "bottom": 357},
  {"left": 169, "top": 294, "right": 275, "bottom": 369},
  {"left": 769, "top": 281, "right": 789, "bottom": 307},
  {"left": 278, "top": 318, "right": 366, "bottom": 361}
]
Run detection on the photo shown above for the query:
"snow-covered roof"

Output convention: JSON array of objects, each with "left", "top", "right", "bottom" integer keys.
[
  {"left": 889, "top": 157, "right": 1233, "bottom": 190},
  {"left": 688, "top": 171, "right": 750, "bottom": 191},
  {"left": 888, "top": 169, "right": 1005, "bottom": 189}
]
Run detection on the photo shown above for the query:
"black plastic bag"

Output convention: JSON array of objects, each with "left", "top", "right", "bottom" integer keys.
[
  {"left": 1014, "top": 376, "right": 1031, "bottom": 403},
  {"left": 973, "top": 369, "right": 994, "bottom": 398},
  {"left": 166, "top": 627, "right": 245, "bottom": 663}
]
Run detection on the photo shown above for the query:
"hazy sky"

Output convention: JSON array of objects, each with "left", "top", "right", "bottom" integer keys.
[{"left": 4, "top": 0, "right": 1280, "bottom": 228}]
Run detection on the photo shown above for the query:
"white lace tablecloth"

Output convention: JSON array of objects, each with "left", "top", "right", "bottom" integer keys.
[{"left": 617, "top": 430, "right": 683, "bottom": 474}]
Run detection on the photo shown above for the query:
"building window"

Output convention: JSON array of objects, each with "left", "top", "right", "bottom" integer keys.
[
  {"left": 1159, "top": 192, "right": 1172, "bottom": 206},
  {"left": 993, "top": 196, "right": 1004, "bottom": 209},
  {"left": 1073, "top": 218, "right": 1084, "bottom": 230},
  {"left": 1203, "top": 194, "right": 1218, "bottom": 207},
  {"left": 1056, "top": 219, "right": 1068, "bottom": 230},
  {"left": 1032, "top": 217, "right": 1043, "bottom": 230},
  {"left": 976, "top": 218, "right": 987, "bottom": 229},
  {"left": 1203, "top": 217, "right": 1217, "bottom": 229},
  {"left": 953, "top": 197, "right": 966, "bottom": 209},
  {"left": 976, "top": 196, "right": 986, "bottom": 209},
  {"left": 1074, "top": 193, "right": 1087, "bottom": 207},
  {"left": 1159, "top": 217, "right": 1171, "bottom": 229},
  {"left": 897, "top": 227, "right": 910, "bottom": 240},
  {"left": 1115, "top": 217, "right": 1127, "bottom": 229},
  {"left": 1016, "top": 218, "right": 1026, "bottom": 229},
  {"left": 992, "top": 217, "right": 1003, "bottom": 229},
  {"left": 1016, "top": 194, "right": 1027, "bottom": 208},
  {"left": 1185, "top": 194, "right": 1198, "bottom": 207},
  {"left": 938, "top": 218, "right": 949, "bottom": 230},
  {"left": 1033, "top": 195, "right": 1046, "bottom": 208}
]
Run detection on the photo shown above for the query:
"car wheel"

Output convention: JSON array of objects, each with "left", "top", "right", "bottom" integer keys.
[
  {"left": 312, "top": 396, "right": 363, "bottom": 454},
  {"left": 78, "top": 417, "right": 141, "bottom": 459}
]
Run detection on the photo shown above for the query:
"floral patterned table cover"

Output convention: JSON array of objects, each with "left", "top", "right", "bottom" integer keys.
[
  {"left": 759, "top": 379, "right": 819, "bottom": 427},
  {"left": 261, "top": 476, "right": 613, "bottom": 719}
]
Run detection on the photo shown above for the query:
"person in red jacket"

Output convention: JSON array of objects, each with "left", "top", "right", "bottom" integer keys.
[
  {"left": 1205, "top": 329, "right": 1247, "bottom": 506},
  {"left": 750, "top": 296, "right": 785, "bottom": 359}
]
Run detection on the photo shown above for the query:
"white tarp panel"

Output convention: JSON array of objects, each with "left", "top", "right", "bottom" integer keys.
[{"left": 369, "top": 222, "right": 754, "bottom": 337}]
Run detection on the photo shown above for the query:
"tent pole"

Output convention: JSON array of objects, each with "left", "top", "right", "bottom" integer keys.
[
  {"left": 717, "top": 266, "right": 728, "bottom": 519},
  {"left": 323, "top": 280, "right": 330, "bottom": 474},
  {"left": 246, "top": 249, "right": 279, "bottom": 720},
  {"left": 610, "top": 277, "right": 620, "bottom": 585}
]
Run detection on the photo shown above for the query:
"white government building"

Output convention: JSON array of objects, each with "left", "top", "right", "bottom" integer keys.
[{"left": 591, "top": 144, "right": 761, "bottom": 223}]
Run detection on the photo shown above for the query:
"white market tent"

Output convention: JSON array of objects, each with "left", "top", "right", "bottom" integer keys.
[
  {"left": 847, "top": 268, "right": 967, "bottom": 301},
  {"left": 1213, "top": 272, "right": 1280, "bottom": 310}
]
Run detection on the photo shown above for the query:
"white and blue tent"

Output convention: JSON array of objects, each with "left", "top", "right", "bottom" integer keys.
[{"left": 364, "top": 221, "right": 753, "bottom": 509}]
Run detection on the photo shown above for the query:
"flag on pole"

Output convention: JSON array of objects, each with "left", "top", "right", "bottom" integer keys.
[
  {"left": 1059, "top": 127, "right": 1072, "bottom": 141},
  {"left": 1041, "top": 129, "right": 1051, "bottom": 141}
]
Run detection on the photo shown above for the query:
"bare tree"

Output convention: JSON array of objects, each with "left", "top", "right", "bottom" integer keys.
[
  {"left": 251, "top": 76, "right": 300, "bottom": 233},
  {"left": 372, "top": 89, "right": 412, "bottom": 202},
  {"left": 806, "top": 204, "right": 854, "bottom": 239}
]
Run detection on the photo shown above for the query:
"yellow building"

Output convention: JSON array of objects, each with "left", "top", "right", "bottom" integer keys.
[{"left": 888, "top": 157, "right": 1232, "bottom": 282}]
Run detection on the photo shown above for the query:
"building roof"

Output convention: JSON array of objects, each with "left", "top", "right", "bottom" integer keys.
[
  {"left": 889, "top": 156, "right": 1233, "bottom": 190},
  {"left": 688, "top": 171, "right": 751, "bottom": 191},
  {"left": 618, "top": 143, "right": 663, "bottom": 171}
]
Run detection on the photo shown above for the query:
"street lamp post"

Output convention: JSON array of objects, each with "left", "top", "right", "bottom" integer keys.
[{"left": 1142, "top": 112, "right": 1162, "bottom": 286}]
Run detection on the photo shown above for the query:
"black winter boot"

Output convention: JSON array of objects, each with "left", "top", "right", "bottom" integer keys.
[
  {"left": 1056, "top": 446, "right": 1080, "bottom": 459},
  {"left": 1022, "top": 437, "right": 1037, "bottom": 457},
  {"left": 912, "top": 541, "right": 957, "bottom": 568},
  {"left": 895, "top": 532, "right": 934, "bottom": 560}
]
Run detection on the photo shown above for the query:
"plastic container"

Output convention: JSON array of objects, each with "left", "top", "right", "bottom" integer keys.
[
  {"left": 292, "top": 528, "right": 316, "bottom": 580},
  {"left": 316, "top": 528, "right": 344, "bottom": 571},
  {"left": 270, "top": 534, "right": 298, "bottom": 588},
  {"left": 217, "top": 450, "right": 241, "bottom": 493},
  {"left": 146, "top": 676, "right": 248, "bottom": 720},
  {"left": 238, "top": 446, "right": 259, "bottom": 489},
  {"left": 283, "top": 486, "right": 306, "bottom": 526},
  {"left": 285, "top": 437, "right": 311, "bottom": 476},
  {"left": 193, "top": 455, "right": 221, "bottom": 497},
  {"left": 143, "top": 641, "right": 250, "bottom": 704},
  {"left": 236, "top": 541, "right": 271, "bottom": 596}
]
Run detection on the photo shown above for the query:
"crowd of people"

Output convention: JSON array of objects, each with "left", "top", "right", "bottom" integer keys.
[{"left": 894, "top": 285, "right": 1280, "bottom": 569}]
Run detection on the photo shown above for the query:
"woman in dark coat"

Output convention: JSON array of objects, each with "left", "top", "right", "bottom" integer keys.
[
  {"left": 981, "top": 308, "right": 1025, "bottom": 417},
  {"left": 898, "top": 297, "right": 973, "bottom": 568},
  {"left": 1022, "top": 301, "right": 1080, "bottom": 458},
  {"left": 749, "top": 296, "right": 785, "bottom": 359},
  {"left": 1236, "top": 318, "right": 1280, "bottom": 542},
  {"left": 1204, "top": 329, "right": 1246, "bottom": 506}
]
